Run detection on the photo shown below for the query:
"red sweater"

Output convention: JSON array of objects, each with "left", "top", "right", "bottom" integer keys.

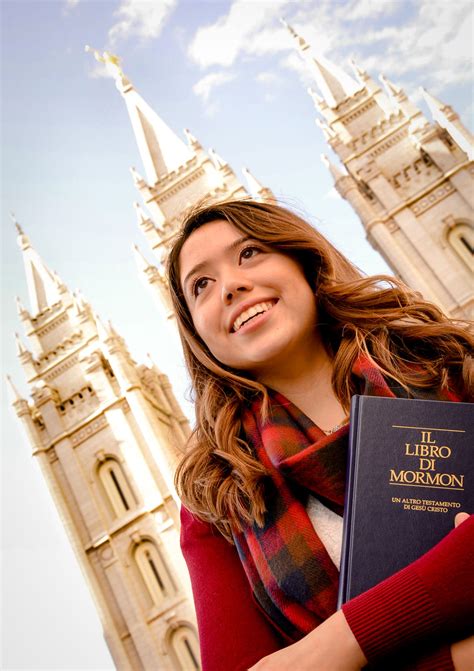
[{"left": 181, "top": 509, "right": 474, "bottom": 671}]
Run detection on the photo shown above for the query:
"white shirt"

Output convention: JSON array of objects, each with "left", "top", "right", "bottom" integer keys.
[{"left": 306, "top": 495, "right": 343, "bottom": 570}]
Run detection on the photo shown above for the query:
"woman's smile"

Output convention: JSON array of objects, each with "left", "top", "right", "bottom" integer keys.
[
  {"left": 230, "top": 299, "right": 278, "bottom": 333},
  {"left": 179, "top": 220, "right": 320, "bottom": 380}
]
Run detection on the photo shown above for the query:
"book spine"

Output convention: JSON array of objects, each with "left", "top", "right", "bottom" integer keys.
[{"left": 337, "top": 395, "right": 361, "bottom": 609}]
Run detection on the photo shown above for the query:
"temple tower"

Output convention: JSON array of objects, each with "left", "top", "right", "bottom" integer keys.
[
  {"left": 283, "top": 22, "right": 473, "bottom": 319},
  {"left": 86, "top": 49, "right": 274, "bottom": 321},
  {"left": 9, "top": 222, "right": 201, "bottom": 671}
]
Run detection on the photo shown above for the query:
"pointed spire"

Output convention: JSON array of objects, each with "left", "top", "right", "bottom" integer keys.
[
  {"left": 281, "top": 19, "right": 359, "bottom": 107},
  {"left": 242, "top": 167, "right": 264, "bottom": 194},
  {"left": 133, "top": 244, "right": 153, "bottom": 273},
  {"left": 146, "top": 352, "right": 163, "bottom": 375},
  {"left": 15, "top": 332, "right": 28, "bottom": 356},
  {"left": 89, "top": 49, "right": 194, "bottom": 183},
  {"left": 242, "top": 167, "right": 274, "bottom": 202},
  {"left": 15, "top": 223, "right": 65, "bottom": 315},
  {"left": 316, "top": 118, "right": 336, "bottom": 140},
  {"left": 321, "top": 154, "right": 347, "bottom": 182},
  {"left": 94, "top": 313, "right": 111, "bottom": 341},
  {"left": 91, "top": 49, "right": 193, "bottom": 184},
  {"left": 5, "top": 374, "right": 25, "bottom": 403},
  {"left": 133, "top": 201, "right": 150, "bottom": 226},
  {"left": 421, "top": 87, "right": 473, "bottom": 160},
  {"left": 307, "top": 87, "right": 324, "bottom": 108},
  {"left": 209, "top": 147, "right": 228, "bottom": 169},
  {"left": 184, "top": 128, "right": 202, "bottom": 149},
  {"left": 75, "top": 288, "right": 89, "bottom": 311},
  {"left": 71, "top": 292, "right": 82, "bottom": 317},
  {"left": 349, "top": 59, "right": 367, "bottom": 80},
  {"left": 379, "top": 74, "right": 403, "bottom": 97},
  {"left": 130, "top": 166, "right": 145, "bottom": 185},
  {"left": 15, "top": 296, "right": 27, "bottom": 316},
  {"left": 420, "top": 87, "right": 450, "bottom": 116},
  {"left": 106, "top": 320, "right": 125, "bottom": 344}
]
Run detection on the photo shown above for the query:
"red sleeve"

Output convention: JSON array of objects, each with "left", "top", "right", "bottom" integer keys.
[
  {"left": 180, "top": 507, "right": 284, "bottom": 671},
  {"left": 342, "top": 515, "right": 474, "bottom": 665}
]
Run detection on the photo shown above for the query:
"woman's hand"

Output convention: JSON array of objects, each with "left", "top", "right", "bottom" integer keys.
[{"left": 248, "top": 609, "right": 367, "bottom": 671}]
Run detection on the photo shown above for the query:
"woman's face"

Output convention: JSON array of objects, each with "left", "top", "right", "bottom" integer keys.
[{"left": 179, "top": 220, "right": 320, "bottom": 381}]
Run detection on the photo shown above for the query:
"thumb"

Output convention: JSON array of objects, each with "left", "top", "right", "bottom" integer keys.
[{"left": 454, "top": 512, "right": 470, "bottom": 528}]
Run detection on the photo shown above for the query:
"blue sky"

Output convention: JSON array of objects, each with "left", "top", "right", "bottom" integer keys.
[{"left": 1, "top": 1, "right": 473, "bottom": 668}]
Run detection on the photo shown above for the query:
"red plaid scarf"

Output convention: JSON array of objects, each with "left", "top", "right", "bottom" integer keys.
[{"left": 232, "top": 357, "right": 461, "bottom": 641}]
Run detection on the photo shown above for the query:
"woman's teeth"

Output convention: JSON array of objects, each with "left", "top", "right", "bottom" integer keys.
[{"left": 232, "top": 302, "right": 274, "bottom": 332}]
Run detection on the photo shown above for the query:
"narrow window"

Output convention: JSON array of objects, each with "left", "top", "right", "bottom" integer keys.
[
  {"left": 169, "top": 626, "right": 201, "bottom": 671},
  {"left": 98, "top": 457, "right": 135, "bottom": 519},
  {"left": 134, "top": 541, "right": 175, "bottom": 608},
  {"left": 109, "top": 470, "right": 130, "bottom": 511},
  {"left": 448, "top": 222, "right": 474, "bottom": 270}
]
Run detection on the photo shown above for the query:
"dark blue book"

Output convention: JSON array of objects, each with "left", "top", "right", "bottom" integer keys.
[{"left": 338, "top": 395, "right": 473, "bottom": 608}]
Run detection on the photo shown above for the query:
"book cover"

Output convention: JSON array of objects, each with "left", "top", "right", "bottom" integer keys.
[{"left": 338, "top": 396, "right": 473, "bottom": 608}]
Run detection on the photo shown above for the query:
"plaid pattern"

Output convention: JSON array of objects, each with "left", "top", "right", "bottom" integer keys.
[{"left": 233, "top": 356, "right": 460, "bottom": 641}]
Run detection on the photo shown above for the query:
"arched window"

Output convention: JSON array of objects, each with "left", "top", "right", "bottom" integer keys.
[
  {"left": 448, "top": 222, "right": 474, "bottom": 269},
  {"left": 169, "top": 626, "right": 201, "bottom": 671},
  {"left": 134, "top": 540, "right": 175, "bottom": 608},
  {"left": 98, "top": 457, "right": 136, "bottom": 519}
]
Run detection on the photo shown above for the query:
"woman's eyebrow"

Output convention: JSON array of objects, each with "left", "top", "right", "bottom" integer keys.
[{"left": 182, "top": 235, "right": 252, "bottom": 289}]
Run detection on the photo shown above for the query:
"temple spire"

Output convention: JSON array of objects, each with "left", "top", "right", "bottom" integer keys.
[
  {"left": 130, "top": 165, "right": 145, "bottom": 185},
  {"left": 5, "top": 374, "right": 25, "bottom": 403},
  {"left": 133, "top": 201, "right": 151, "bottom": 226},
  {"left": 421, "top": 88, "right": 473, "bottom": 160},
  {"left": 133, "top": 244, "right": 154, "bottom": 274},
  {"left": 316, "top": 118, "right": 336, "bottom": 140},
  {"left": 379, "top": 73, "right": 402, "bottom": 97},
  {"left": 349, "top": 59, "right": 366, "bottom": 81},
  {"left": 321, "top": 154, "right": 347, "bottom": 182},
  {"left": 184, "top": 128, "right": 202, "bottom": 150},
  {"left": 15, "top": 219, "right": 65, "bottom": 315},
  {"left": 209, "top": 148, "right": 228, "bottom": 169},
  {"left": 242, "top": 167, "right": 275, "bottom": 202},
  {"left": 15, "top": 332, "right": 28, "bottom": 356},
  {"left": 307, "top": 87, "right": 324, "bottom": 108},
  {"left": 87, "top": 48, "right": 193, "bottom": 184},
  {"left": 281, "top": 19, "right": 359, "bottom": 107}
]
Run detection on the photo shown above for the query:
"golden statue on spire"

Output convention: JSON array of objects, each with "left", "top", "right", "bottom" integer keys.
[{"left": 85, "top": 45, "right": 125, "bottom": 81}]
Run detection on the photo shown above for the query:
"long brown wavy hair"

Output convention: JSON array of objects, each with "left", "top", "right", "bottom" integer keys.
[{"left": 167, "top": 199, "right": 473, "bottom": 541}]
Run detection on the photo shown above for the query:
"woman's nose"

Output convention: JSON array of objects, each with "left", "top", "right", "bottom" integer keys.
[{"left": 221, "top": 274, "right": 253, "bottom": 303}]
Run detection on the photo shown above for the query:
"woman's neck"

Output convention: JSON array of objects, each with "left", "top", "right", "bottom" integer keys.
[{"left": 258, "top": 345, "right": 347, "bottom": 433}]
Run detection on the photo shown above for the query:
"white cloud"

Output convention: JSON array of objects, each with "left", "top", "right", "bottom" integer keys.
[
  {"left": 108, "top": 0, "right": 177, "bottom": 45},
  {"left": 192, "top": 72, "right": 236, "bottom": 103},
  {"left": 187, "top": 0, "right": 473, "bottom": 113},
  {"left": 189, "top": 0, "right": 290, "bottom": 67},
  {"left": 344, "top": 0, "right": 400, "bottom": 21},
  {"left": 255, "top": 71, "right": 280, "bottom": 85},
  {"left": 66, "top": 0, "right": 80, "bottom": 7}
]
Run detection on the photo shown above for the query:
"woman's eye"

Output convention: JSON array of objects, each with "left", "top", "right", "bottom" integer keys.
[
  {"left": 193, "top": 277, "right": 210, "bottom": 296},
  {"left": 240, "top": 246, "right": 261, "bottom": 261}
]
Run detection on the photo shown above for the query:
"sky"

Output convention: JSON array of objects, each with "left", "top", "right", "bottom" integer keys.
[{"left": 1, "top": 0, "right": 473, "bottom": 669}]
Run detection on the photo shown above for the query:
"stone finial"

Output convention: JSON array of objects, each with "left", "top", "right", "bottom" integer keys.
[
  {"left": 130, "top": 166, "right": 144, "bottom": 184},
  {"left": 208, "top": 148, "right": 227, "bottom": 169},
  {"left": 5, "top": 374, "right": 25, "bottom": 403},
  {"left": 15, "top": 332, "right": 28, "bottom": 356},
  {"left": 320, "top": 154, "right": 346, "bottom": 182},
  {"left": 133, "top": 202, "right": 149, "bottom": 225}
]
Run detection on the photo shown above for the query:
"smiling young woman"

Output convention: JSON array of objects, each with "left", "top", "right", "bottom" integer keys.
[{"left": 166, "top": 199, "right": 474, "bottom": 671}]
